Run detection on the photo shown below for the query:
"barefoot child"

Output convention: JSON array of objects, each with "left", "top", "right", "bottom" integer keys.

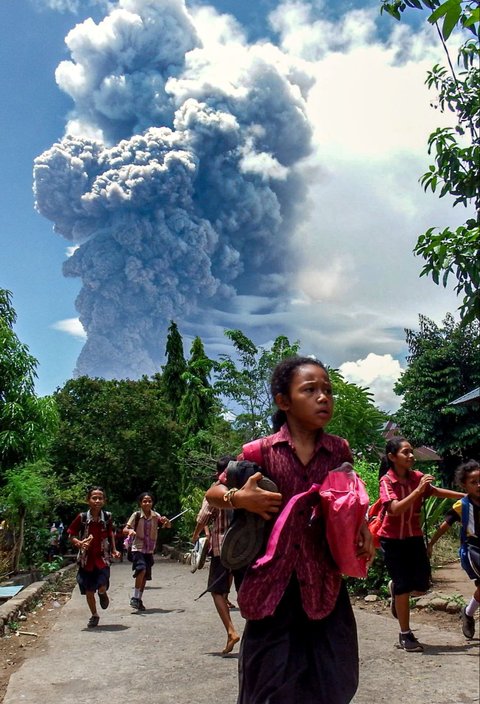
[
  {"left": 206, "top": 356, "right": 374, "bottom": 703},
  {"left": 124, "top": 492, "right": 171, "bottom": 610},
  {"left": 428, "top": 459, "right": 479, "bottom": 639},
  {"left": 68, "top": 486, "right": 120, "bottom": 628},
  {"left": 377, "top": 437, "right": 464, "bottom": 652},
  {"left": 192, "top": 455, "right": 242, "bottom": 656}
]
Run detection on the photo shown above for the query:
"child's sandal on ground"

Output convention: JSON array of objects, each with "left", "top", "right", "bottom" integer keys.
[{"left": 87, "top": 615, "right": 100, "bottom": 628}]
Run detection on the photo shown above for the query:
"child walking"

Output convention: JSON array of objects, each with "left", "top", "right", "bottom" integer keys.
[
  {"left": 377, "top": 437, "right": 464, "bottom": 652},
  {"left": 206, "top": 356, "right": 374, "bottom": 704},
  {"left": 124, "top": 492, "right": 171, "bottom": 610},
  {"left": 67, "top": 486, "right": 120, "bottom": 628},
  {"left": 428, "top": 459, "right": 480, "bottom": 639}
]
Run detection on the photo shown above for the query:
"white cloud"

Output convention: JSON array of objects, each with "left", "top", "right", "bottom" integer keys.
[
  {"left": 340, "top": 352, "right": 404, "bottom": 412},
  {"left": 51, "top": 318, "right": 87, "bottom": 339}
]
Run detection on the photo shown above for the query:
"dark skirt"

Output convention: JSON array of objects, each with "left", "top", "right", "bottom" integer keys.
[
  {"left": 238, "top": 576, "right": 358, "bottom": 704},
  {"left": 380, "top": 536, "right": 431, "bottom": 595},
  {"left": 76, "top": 566, "right": 110, "bottom": 595}
]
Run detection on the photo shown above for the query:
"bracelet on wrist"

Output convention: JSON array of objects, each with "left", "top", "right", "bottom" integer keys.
[{"left": 223, "top": 487, "right": 238, "bottom": 506}]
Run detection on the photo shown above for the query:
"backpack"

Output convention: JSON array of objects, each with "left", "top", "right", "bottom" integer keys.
[
  {"left": 367, "top": 497, "right": 384, "bottom": 549},
  {"left": 76, "top": 510, "right": 112, "bottom": 566},
  {"left": 459, "top": 497, "right": 480, "bottom": 579},
  {"left": 124, "top": 511, "right": 141, "bottom": 562}
]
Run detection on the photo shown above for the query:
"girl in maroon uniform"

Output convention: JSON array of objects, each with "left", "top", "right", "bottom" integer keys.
[{"left": 207, "top": 356, "right": 374, "bottom": 703}]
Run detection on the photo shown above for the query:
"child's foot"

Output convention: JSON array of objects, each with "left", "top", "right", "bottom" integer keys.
[
  {"left": 222, "top": 632, "right": 240, "bottom": 656},
  {"left": 99, "top": 592, "right": 109, "bottom": 610},
  {"left": 130, "top": 596, "right": 141, "bottom": 610},
  {"left": 87, "top": 614, "right": 100, "bottom": 628},
  {"left": 227, "top": 599, "right": 237, "bottom": 610},
  {"left": 461, "top": 606, "right": 475, "bottom": 639},
  {"left": 138, "top": 600, "right": 146, "bottom": 611},
  {"left": 398, "top": 631, "right": 423, "bottom": 652}
]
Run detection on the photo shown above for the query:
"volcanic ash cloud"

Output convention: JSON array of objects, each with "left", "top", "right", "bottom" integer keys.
[{"left": 34, "top": 0, "right": 315, "bottom": 378}]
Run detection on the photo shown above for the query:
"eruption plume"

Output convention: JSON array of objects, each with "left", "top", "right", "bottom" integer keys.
[{"left": 34, "top": 0, "right": 314, "bottom": 377}]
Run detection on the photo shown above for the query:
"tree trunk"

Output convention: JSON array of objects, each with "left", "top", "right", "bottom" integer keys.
[{"left": 12, "top": 507, "right": 26, "bottom": 573}]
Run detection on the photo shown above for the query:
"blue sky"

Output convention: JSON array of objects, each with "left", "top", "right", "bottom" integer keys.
[{"left": 0, "top": 0, "right": 465, "bottom": 411}]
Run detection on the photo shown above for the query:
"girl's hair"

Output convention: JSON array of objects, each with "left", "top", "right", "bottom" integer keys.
[
  {"left": 454, "top": 459, "right": 480, "bottom": 488},
  {"left": 270, "top": 356, "right": 328, "bottom": 432},
  {"left": 137, "top": 491, "right": 155, "bottom": 505},
  {"left": 87, "top": 486, "right": 105, "bottom": 499},
  {"left": 378, "top": 437, "right": 409, "bottom": 479}
]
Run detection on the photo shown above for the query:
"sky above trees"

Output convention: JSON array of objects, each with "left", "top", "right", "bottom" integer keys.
[{"left": 0, "top": 0, "right": 469, "bottom": 411}]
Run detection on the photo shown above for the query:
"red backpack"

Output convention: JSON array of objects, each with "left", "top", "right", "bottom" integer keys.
[{"left": 367, "top": 498, "right": 385, "bottom": 549}]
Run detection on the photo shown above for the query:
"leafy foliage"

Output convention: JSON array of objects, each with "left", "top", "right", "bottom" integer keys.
[
  {"left": 380, "top": 0, "right": 480, "bottom": 323},
  {"left": 0, "top": 289, "right": 58, "bottom": 476},
  {"left": 328, "top": 370, "right": 387, "bottom": 460},
  {"left": 394, "top": 314, "right": 480, "bottom": 480},
  {"left": 51, "top": 376, "right": 182, "bottom": 521},
  {"left": 214, "top": 331, "right": 300, "bottom": 440},
  {"left": 161, "top": 321, "right": 187, "bottom": 416}
]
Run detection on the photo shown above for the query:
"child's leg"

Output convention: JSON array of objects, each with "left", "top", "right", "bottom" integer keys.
[
  {"left": 465, "top": 584, "right": 480, "bottom": 616},
  {"left": 211, "top": 592, "right": 240, "bottom": 654},
  {"left": 395, "top": 592, "right": 411, "bottom": 633},
  {"left": 132, "top": 569, "right": 145, "bottom": 598},
  {"left": 86, "top": 591, "right": 98, "bottom": 616}
]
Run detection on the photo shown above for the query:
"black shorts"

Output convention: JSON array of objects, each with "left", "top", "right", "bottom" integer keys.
[
  {"left": 76, "top": 566, "right": 110, "bottom": 595},
  {"left": 132, "top": 551, "right": 154, "bottom": 579},
  {"left": 380, "top": 536, "right": 431, "bottom": 595},
  {"left": 208, "top": 556, "right": 247, "bottom": 594}
]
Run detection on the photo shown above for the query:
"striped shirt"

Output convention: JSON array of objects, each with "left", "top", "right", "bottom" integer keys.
[
  {"left": 197, "top": 493, "right": 233, "bottom": 557},
  {"left": 378, "top": 468, "right": 434, "bottom": 540},
  {"left": 234, "top": 423, "right": 353, "bottom": 621}
]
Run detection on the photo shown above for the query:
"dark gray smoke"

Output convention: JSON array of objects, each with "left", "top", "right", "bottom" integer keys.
[{"left": 34, "top": 0, "right": 315, "bottom": 378}]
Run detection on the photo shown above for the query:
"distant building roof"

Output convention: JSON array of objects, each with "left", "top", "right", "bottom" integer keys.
[
  {"left": 381, "top": 420, "right": 441, "bottom": 461},
  {"left": 449, "top": 387, "right": 480, "bottom": 406}
]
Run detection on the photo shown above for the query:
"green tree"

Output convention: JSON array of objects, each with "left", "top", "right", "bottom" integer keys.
[
  {"left": 51, "top": 376, "right": 182, "bottom": 520},
  {"left": 394, "top": 313, "right": 480, "bottom": 481},
  {"left": 162, "top": 321, "right": 187, "bottom": 416},
  {"left": 214, "top": 331, "right": 300, "bottom": 440},
  {"left": 0, "top": 289, "right": 58, "bottom": 477},
  {"left": 328, "top": 369, "right": 387, "bottom": 459},
  {"left": 178, "top": 337, "right": 216, "bottom": 435},
  {"left": 381, "top": 0, "right": 479, "bottom": 323}
]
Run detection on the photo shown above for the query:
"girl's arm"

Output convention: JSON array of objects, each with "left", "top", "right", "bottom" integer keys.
[
  {"left": 427, "top": 520, "right": 450, "bottom": 557},
  {"left": 430, "top": 486, "right": 465, "bottom": 500},
  {"left": 387, "top": 474, "right": 434, "bottom": 516},
  {"left": 206, "top": 472, "right": 282, "bottom": 520}
]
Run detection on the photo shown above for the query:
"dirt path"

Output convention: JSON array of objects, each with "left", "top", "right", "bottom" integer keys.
[{"left": 0, "top": 560, "right": 478, "bottom": 703}]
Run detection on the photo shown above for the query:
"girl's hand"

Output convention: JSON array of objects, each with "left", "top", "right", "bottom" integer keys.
[
  {"left": 234, "top": 472, "right": 282, "bottom": 519},
  {"left": 129, "top": 529, "right": 136, "bottom": 537},
  {"left": 112, "top": 549, "right": 121, "bottom": 559},
  {"left": 160, "top": 516, "right": 172, "bottom": 529},
  {"left": 417, "top": 474, "right": 434, "bottom": 494},
  {"left": 356, "top": 523, "right": 376, "bottom": 567}
]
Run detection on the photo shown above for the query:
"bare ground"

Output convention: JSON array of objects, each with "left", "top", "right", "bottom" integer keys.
[{"left": 0, "top": 571, "right": 77, "bottom": 703}]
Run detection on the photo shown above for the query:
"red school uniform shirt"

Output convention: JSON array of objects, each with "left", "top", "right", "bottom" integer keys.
[
  {"left": 235, "top": 423, "right": 353, "bottom": 621},
  {"left": 378, "top": 468, "right": 434, "bottom": 540},
  {"left": 68, "top": 511, "right": 113, "bottom": 571}
]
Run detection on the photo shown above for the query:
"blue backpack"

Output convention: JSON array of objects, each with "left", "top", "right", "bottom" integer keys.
[{"left": 459, "top": 497, "right": 480, "bottom": 580}]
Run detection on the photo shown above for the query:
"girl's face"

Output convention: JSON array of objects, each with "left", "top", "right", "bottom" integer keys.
[
  {"left": 276, "top": 364, "right": 333, "bottom": 430},
  {"left": 463, "top": 469, "right": 480, "bottom": 501},
  {"left": 88, "top": 489, "right": 105, "bottom": 511},
  {"left": 140, "top": 495, "right": 153, "bottom": 513},
  {"left": 388, "top": 441, "right": 414, "bottom": 476}
]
